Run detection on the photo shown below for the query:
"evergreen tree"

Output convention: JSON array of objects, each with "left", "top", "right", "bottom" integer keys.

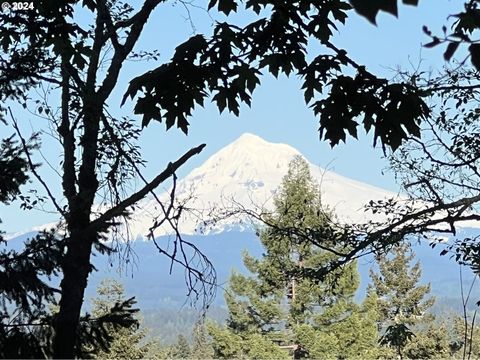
[
  {"left": 209, "top": 156, "right": 379, "bottom": 359},
  {"left": 403, "top": 322, "right": 455, "bottom": 360},
  {"left": 170, "top": 334, "right": 191, "bottom": 359},
  {"left": 0, "top": 125, "right": 143, "bottom": 360},
  {"left": 190, "top": 321, "right": 214, "bottom": 359},
  {"left": 451, "top": 315, "right": 480, "bottom": 359},
  {"left": 3, "top": 0, "right": 480, "bottom": 355},
  {"left": 89, "top": 279, "right": 151, "bottom": 360},
  {"left": 370, "top": 244, "right": 442, "bottom": 359}
]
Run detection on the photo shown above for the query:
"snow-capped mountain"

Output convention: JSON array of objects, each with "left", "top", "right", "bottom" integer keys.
[
  {"left": 6, "top": 133, "right": 404, "bottom": 240},
  {"left": 126, "top": 133, "right": 399, "bottom": 238},
  {"left": 6, "top": 133, "right": 480, "bottom": 312}
]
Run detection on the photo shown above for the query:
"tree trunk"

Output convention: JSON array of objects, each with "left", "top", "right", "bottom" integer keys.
[
  {"left": 53, "top": 98, "right": 100, "bottom": 357},
  {"left": 53, "top": 231, "right": 94, "bottom": 358}
]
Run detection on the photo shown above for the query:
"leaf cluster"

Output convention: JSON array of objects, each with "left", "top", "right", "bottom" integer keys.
[
  {"left": 421, "top": 0, "right": 480, "bottom": 70},
  {"left": 122, "top": 0, "right": 428, "bottom": 150},
  {"left": 350, "top": 0, "right": 419, "bottom": 25},
  {"left": 0, "top": 136, "right": 30, "bottom": 204},
  {"left": 0, "top": 235, "right": 142, "bottom": 358}
]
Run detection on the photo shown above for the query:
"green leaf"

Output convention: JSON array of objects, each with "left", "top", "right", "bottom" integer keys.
[
  {"left": 350, "top": 0, "right": 380, "bottom": 24},
  {"left": 380, "top": 0, "right": 398, "bottom": 17},
  {"left": 173, "top": 34, "right": 207, "bottom": 62},
  {"left": 72, "top": 53, "right": 87, "bottom": 70},
  {"left": 213, "top": 92, "right": 227, "bottom": 114},
  {"left": 165, "top": 115, "right": 174, "bottom": 130},
  {"left": 1, "top": 34, "right": 11, "bottom": 52},
  {"left": 350, "top": 0, "right": 398, "bottom": 24},
  {"left": 82, "top": 0, "right": 96, "bottom": 10},
  {"left": 207, "top": 0, "right": 218, "bottom": 10},
  {"left": 177, "top": 116, "right": 189, "bottom": 134}
]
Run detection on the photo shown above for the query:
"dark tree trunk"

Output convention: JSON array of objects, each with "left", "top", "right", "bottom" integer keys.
[
  {"left": 50, "top": 3, "right": 170, "bottom": 354},
  {"left": 53, "top": 99, "right": 101, "bottom": 358},
  {"left": 52, "top": 231, "right": 94, "bottom": 358}
]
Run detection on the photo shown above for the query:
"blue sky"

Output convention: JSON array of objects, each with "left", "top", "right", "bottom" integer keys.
[{"left": 1, "top": 0, "right": 460, "bottom": 233}]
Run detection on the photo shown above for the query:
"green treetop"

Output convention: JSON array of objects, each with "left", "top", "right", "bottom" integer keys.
[
  {"left": 209, "top": 156, "right": 380, "bottom": 359},
  {"left": 370, "top": 244, "right": 435, "bottom": 327},
  {"left": 88, "top": 279, "right": 151, "bottom": 360},
  {"left": 190, "top": 320, "right": 215, "bottom": 360},
  {"left": 370, "top": 244, "right": 439, "bottom": 359},
  {"left": 451, "top": 314, "right": 480, "bottom": 359},
  {"left": 169, "top": 334, "right": 191, "bottom": 359}
]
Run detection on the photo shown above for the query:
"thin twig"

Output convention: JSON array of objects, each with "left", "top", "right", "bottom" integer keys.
[{"left": 8, "top": 107, "right": 65, "bottom": 217}]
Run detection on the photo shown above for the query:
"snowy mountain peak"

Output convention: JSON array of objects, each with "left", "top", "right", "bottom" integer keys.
[
  {"left": 231, "top": 132, "right": 266, "bottom": 144},
  {"left": 228, "top": 132, "right": 298, "bottom": 153},
  {"left": 9, "top": 133, "right": 402, "bottom": 240},
  {"left": 127, "top": 133, "right": 399, "bottom": 238},
  {"left": 187, "top": 135, "right": 299, "bottom": 181}
]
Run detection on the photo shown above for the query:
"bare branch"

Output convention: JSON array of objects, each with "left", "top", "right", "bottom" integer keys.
[
  {"left": 8, "top": 107, "right": 65, "bottom": 217},
  {"left": 89, "top": 143, "right": 205, "bottom": 232},
  {"left": 97, "top": 0, "right": 166, "bottom": 102},
  {"left": 99, "top": 115, "right": 215, "bottom": 307}
]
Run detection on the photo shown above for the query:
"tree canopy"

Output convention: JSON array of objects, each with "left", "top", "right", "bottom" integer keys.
[
  {"left": 209, "top": 157, "right": 380, "bottom": 359},
  {"left": 369, "top": 244, "right": 436, "bottom": 358}
]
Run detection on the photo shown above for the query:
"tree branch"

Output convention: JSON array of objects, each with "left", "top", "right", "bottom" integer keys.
[
  {"left": 8, "top": 107, "right": 65, "bottom": 217},
  {"left": 100, "top": 115, "right": 215, "bottom": 307},
  {"left": 97, "top": 0, "right": 121, "bottom": 52},
  {"left": 89, "top": 143, "right": 205, "bottom": 231},
  {"left": 97, "top": 0, "right": 166, "bottom": 102},
  {"left": 334, "top": 195, "right": 480, "bottom": 269},
  {"left": 59, "top": 57, "right": 77, "bottom": 210},
  {"left": 86, "top": 3, "right": 107, "bottom": 92}
]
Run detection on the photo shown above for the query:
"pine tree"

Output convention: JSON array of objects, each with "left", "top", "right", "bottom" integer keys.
[
  {"left": 403, "top": 322, "right": 455, "bottom": 359},
  {"left": 209, "top": 156, "right": 380, "bottom": 359},
  {"left": 89, "top": 279, "right": 151, "bottom": 360},
  {"left": 190, "top": 321, "right": 214, "bottom": 359},
  {"left": 370, "top": 244, "right": 441, "bottom": 359},
  {"left": 170, "top": 334, "right": 191, "bottom": 359}
]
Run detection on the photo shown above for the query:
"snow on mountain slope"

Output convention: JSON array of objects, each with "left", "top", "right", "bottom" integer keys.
[
  {"left": 6, "top": 133, "right": 406, "bottom": 240},
  {"left": 127, "top": 133, "right": 400, "bottom": 237}
]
